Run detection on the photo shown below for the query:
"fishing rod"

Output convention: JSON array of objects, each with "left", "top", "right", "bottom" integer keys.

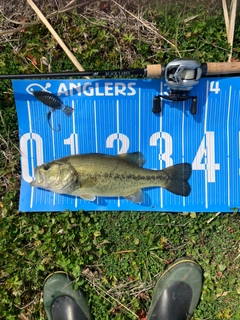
[
  {"left": 1, "top": 59, "right": 240, "bottom": 115},
  {"left": 1, "top": 60, "right": 240, "bottom": 79}
]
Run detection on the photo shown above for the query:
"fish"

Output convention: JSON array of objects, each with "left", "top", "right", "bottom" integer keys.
[
  {"left": 32, "top": 91, "right": 73, "bottom": 131},
  {"left": 30, "top": 152, "right": 192, "bottom": 204}
]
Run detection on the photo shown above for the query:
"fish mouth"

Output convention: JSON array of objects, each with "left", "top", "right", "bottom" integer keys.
[{"left": 30, "top": 168, "right": 44, "bottom": 187}]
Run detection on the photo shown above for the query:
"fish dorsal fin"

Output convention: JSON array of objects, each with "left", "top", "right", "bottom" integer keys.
[
  {"left": 124, "top": 189, "right": 143, "bottom": 204},
  {"left": 117, "top": 152, "right": 146, "bottom": 167}
]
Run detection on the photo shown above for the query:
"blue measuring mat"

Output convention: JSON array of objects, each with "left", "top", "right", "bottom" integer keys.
[{"left": 12, "top": 78, "right": 240, "bottom": 212}]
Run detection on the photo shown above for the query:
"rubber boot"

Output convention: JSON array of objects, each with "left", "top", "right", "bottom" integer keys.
[
  {"left": 43, "top": 272, "right": 91, "bottom": 320},
  {"left": 147, "top": 258, "right": 203, "bottom": 320}
]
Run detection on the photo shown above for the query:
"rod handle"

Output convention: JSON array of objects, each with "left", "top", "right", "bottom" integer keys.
[
  {"left": 146, "top": 64, "right": 164, "bottom": 78},
  {"left": 203, "top": 62, "right": 240, "bottom": 75}
]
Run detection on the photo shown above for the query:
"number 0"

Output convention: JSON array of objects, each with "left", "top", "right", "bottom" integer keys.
[{"left": 20, "top": 133, "right": 43, "bottom": 182}]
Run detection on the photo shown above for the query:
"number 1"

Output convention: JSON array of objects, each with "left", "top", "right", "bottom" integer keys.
[{"left": 64, "top": 134, "right": 79, "bottom": 155}]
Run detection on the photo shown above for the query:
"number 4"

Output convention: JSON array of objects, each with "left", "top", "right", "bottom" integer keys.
[
  {"left": 192, "top": 132, "right": 220, "bottom": 182},
  {"left": 209, "top": 81, "right": 220, "bottom": 94}
]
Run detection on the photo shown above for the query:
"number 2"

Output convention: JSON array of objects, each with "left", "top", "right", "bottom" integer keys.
[{"left": 106, "top": 133, "right": 130, "bottom": 154}]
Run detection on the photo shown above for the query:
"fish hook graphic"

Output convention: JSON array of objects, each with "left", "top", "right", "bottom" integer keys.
[
  {"left": 32, "top": 90, "right": 73, "bottom": 131},
  {"left": 47, "top": 108, "right": 61, "bottom": 132}
]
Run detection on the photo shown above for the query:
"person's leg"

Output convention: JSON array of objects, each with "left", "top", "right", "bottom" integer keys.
[
  {"left": 147, "top": 257, "right": 203, "bottom": 320},
  {"left": 43, "top": 272, "right": 91, "bottom": 320}
]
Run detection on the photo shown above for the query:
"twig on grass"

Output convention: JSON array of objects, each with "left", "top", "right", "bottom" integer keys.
[
  {"left": 18, "top": 314, "right": 29, "bottom": 320},
  {"left": 111, "top": 0, "right": 181, "bottom": 57},
  {"left": 234, "top": 253, "right": 240, "bottom": 261},
  {"left": 207, "top": 211, "right": 221, "bottom": 224},
  {"left": 14, "top": 293, "right": 39, "bottom": 310},
  {"left": 112, "top": 250, "right": 136, "bottom": 254},
  {"left": 222, "top": 0, "right": 237, "bottom": 61},
  {"left": 0, "top": 0, "right": 92, "bottom": 36},
  {"left": 156, "top": 220, "right": 191, "bottom": 227},
  {"left": 83, "top": 276, "right": 138, "bottom": 318},
  {"left": 26, "top": 0, "right": 86, "bottom": 73}
]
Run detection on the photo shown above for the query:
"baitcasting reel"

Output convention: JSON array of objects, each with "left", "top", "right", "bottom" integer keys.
[{"left": 152, "top": 58, "right": 202, "bottom": 115}]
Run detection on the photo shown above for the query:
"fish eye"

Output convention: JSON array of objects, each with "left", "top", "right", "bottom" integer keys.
[{"left": 43, "top": 164, "right": 50, "bottom": 170}]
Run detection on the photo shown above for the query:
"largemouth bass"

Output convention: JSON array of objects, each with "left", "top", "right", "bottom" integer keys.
[{"left": 30, "top": 152, "right": 192, "bottom": 203}]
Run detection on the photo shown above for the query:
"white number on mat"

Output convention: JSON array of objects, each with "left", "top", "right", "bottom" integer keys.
[
  {"left": 192, "top": 131, "right": 220, "bottom": 182},
  {"left": 64, "top": 133, "right": 79, "bottom": 155},
  {"left": 209, "top": 81, "right": 220, "bottom": 94},
  {"left": 20, "top": 133, "right": 43, "bottom": 182},
  {"left": 106, "top": 133, "right": 130, "bottom": 154},
  {"left": 150, "top": 132, "right": 173, "bottom": 167}
]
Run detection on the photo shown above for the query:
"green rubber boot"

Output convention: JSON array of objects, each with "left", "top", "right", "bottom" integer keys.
[
  {"left": 147, "top": 258, "right": 203, "bottom": 320},
  {"left": 43, "top": 272, "right": 91, "bottom": 320}
]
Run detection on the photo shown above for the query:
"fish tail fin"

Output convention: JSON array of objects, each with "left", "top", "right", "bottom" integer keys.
[
  {"left": 62, "top": 105, "right": 74, "bottom": 117},
  {"left": 162, "top": 163, "right": 192, "bottom": 196}
]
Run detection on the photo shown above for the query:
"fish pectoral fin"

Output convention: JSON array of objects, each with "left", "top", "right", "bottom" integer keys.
[
  {"left": 80, "top": 194, "right": 96, "bottom": 201},
  {"left": 124, "top": 189, "right": 142, "bottom": 204},
  {"left": 117, "top": 152, "right": 146, "bottom": 167},
  {"left": 81, "top": 176, "right": 98, "bottom": 188}
]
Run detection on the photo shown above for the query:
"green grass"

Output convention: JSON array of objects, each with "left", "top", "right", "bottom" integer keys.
[
  {"left": 0, "top": 1, "right": 240, "bottom": 319},
  {"left": 1, "top": 210, "right": 240, "bottom": 319}
]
